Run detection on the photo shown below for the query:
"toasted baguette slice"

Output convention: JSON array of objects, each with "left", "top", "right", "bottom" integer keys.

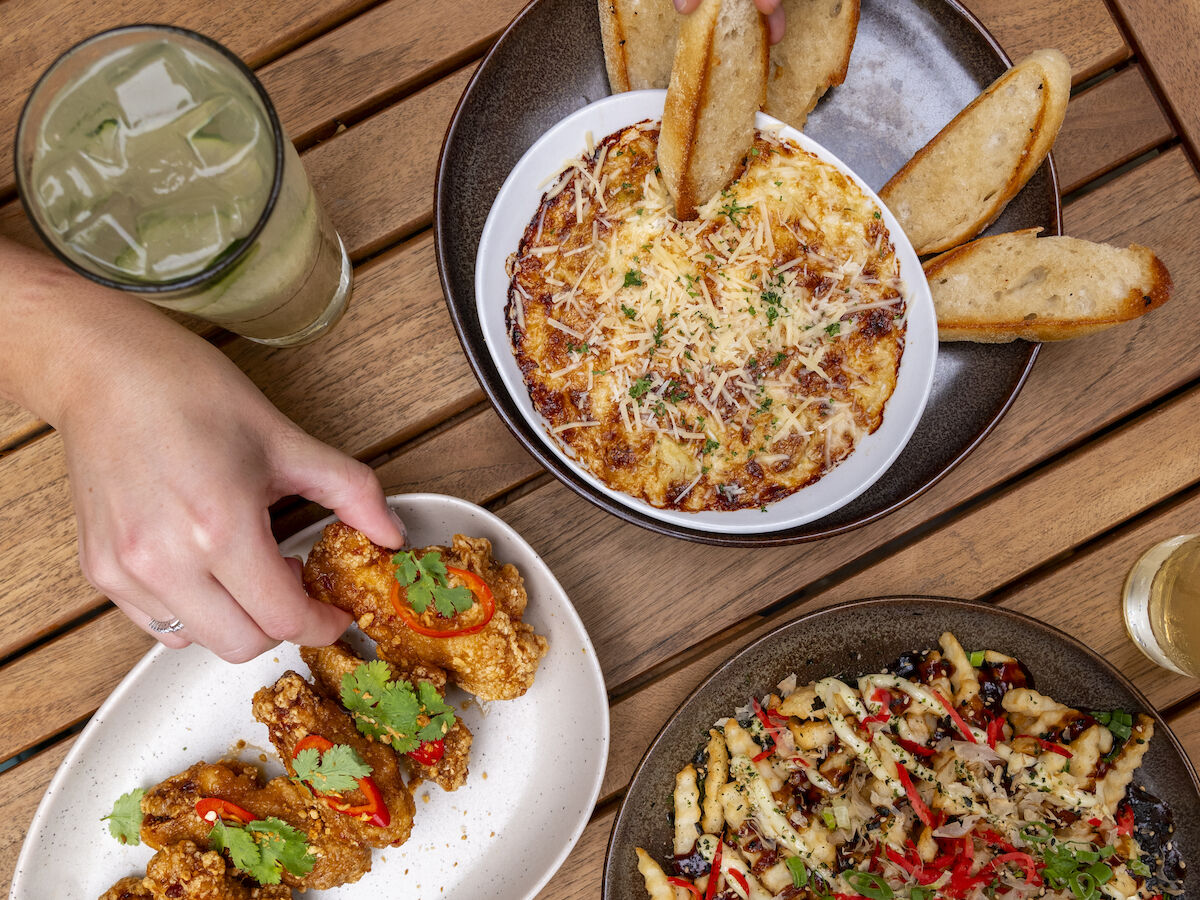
[
  {"left": 764, "top": 0, "right": 859, "bottom": 130},
  {"left": 599, "top": 0, "right": 681, "bottom": 92},
  {"left": 658, "top": 0, "right": 768, "bottom": 219},
  {"left": 880, "top": 49, "right": 1071, "bottom": 256},
  {"left": 925, "top": 229, "right": 1173, "bottom": 342}
]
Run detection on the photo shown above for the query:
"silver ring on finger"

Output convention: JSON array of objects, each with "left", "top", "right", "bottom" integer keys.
[{"left": 148, "top": 616, "right": 185, "bottom": 634}]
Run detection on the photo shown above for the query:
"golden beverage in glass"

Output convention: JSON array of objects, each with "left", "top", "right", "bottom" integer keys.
[
  {"left": 1123, "top": 533, "right": 1200, "bottom": 676},
  {"left": 14, "top": 25, "right": 350, "bottom": 346}
]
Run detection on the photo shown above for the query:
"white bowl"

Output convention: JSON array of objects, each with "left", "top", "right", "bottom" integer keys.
[{"left": 475, "top": 90, "right": 937, "bottom": 534}]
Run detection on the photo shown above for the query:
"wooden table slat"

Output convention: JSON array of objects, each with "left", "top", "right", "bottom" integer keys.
[
  {"left": 965, "top": 0, "right": 1129, "bottom": 80},
  {"left": 1110, "top": 0, "right": 1200, "bottom": 163}
]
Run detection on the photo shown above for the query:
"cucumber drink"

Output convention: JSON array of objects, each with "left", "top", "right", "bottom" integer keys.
[{"left": 15, "top": 26, "right": 350, "bottom": 346}]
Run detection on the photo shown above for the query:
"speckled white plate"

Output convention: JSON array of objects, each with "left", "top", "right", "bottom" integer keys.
[{"left": 11, "top": 493, "right": 609, "bottom": 900}]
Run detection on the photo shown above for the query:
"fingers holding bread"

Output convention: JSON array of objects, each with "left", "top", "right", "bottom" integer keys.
[
  {"left": 880, "top": 49, "right": 1071, "bottom": 256},
  {"left": 925, "top": 229, "right": 1173, "bottom": 343},
  {"left": 764, "top": 0, "right": 859, "bottom": 130},
  {"left": 658, "top": 0, "right": 768, "bottom": 219}
]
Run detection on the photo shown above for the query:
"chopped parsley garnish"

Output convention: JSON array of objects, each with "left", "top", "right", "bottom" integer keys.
[
  {"left": 873, "top": 210, "right": 881, "bottom": 219},
  {"left": 620, "top": 303, "right": 638, "bottom": 319},
  {"left": 103, "top": 789, "right": 145, "bottom": 845},
  {"left": 629, "top": 376, "right": 653, "bottom": 399},
  {"left": 770, "top": 351, "right": 786, "bottom": 367},
  {"left": 292, "top": 743, "right": 372, "bottom": 793},
  {"left": 341, "top": 661, "right": 456, "bottom": 753},
  {"left": 718, "top": 196, "right": 753, "bottom": 226},
  {"left": 825, "top": 322, "right": 841, "bottom": 337},
  {"left": 393, "top": 549, "right": 473, "bottom": 617},
  {"left": 702, "top": 438, "right": 719, "bottom": 454},
  {"left": 209, "top": 817, "right": 315, "bottom": 885},
  {"left": 653, "top": 316, "right": 665, "bottom": 347},
  {"left": 624, "top": 269, "right": 644, "bottom": 287},
  {"left": 758, "top": 398, "right": 773, "bottom": 414}
]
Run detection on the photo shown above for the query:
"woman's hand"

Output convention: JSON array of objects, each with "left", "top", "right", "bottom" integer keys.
[
  {"left": 674, "top": 0, "right": 785, "bottom": 43},
  {"left": 0, "top": 238, "right": 404, "bottom": 662}
]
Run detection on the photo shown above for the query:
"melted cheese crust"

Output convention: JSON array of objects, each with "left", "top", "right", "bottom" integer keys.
[{"left": 506, "top": 123, "right": 906, "bottom": 511}]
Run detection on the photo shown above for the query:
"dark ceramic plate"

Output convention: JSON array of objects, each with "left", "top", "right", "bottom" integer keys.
[
  {"left": 435, "top": 0, "right": 1059, "bottom": 546},
  {"left": 603, "top": 597, "right": 1200, "bottom": 899}
]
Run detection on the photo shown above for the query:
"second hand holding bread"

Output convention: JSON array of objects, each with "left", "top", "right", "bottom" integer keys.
[{"left": 658, "top": 0, "right": 768, "bottom": 219}]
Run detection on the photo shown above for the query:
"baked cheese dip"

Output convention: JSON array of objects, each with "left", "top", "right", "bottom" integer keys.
[{"left": 505, "top": 122, "right": 907, "bottom": 512}]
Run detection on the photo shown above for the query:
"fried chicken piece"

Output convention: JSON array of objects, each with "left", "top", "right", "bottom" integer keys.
[
  {"left": 251, "top": 671, "right": 415, "bottom": 847},
  {"left": 301, "top": 641, "right": 473, "bottom": 791},
  {"left": 303, "top": 524, "right": 549, "bottom": 701},
  {"left": 139, "top": 760, "right": 371, "bottom": 891},
  {"left": 100, "top": 841, "right": 292, "bottom": 900},
  {"left": 100, "top": 877, "right": 152, "bottom": 900}
]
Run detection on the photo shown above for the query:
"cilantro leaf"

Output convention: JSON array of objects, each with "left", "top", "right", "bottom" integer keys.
[
  {"left": 392, "top": 549, "right": 474, "bottom": 617},
  {"left": 210, "top": 817, "right": 315, "bottom": 885},
  {"left": 341, "top": 662, "right": 457, "bottom": 755},
  {"left": 292, "top": 743, "right": 372, "bottom": 793},
  {"left": 103, "top": 788, "right": 145, "bottom": 845}
]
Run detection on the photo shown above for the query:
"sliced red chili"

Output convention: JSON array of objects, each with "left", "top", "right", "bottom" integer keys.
[
  {"left": 977, "top": 828, "right": 1017, "bottom": 853},
  {"left": 751, "top": 698, "right": 779, "bottom": 759},
  {"left": 292, "top": 733, "right": 391, "bottom": 828},
  {"left": 666, "top": 877, "right": 702, "bottom": 900},
  {"left": 703, "top": 840, "right": 723, "bottom": 900},
  {"left": 390, "top": 565, "right": 496, "bottom": 638},
  {"left": 1016, "top": 734, "right": 1073, "bottom": 758},
  {"left": 727, "top": 868, "right": 750, "bottom": 894},
  {"left": 861, "top": 688, "right": 893, "bottom": 725},
  {"left": 932, "top": 688, "right": 977, "bottom": 743},
  {"left": 1117, "top": 804, "right": 1135, "bottom": 837},
  {"left": 986, "top": 851, "right": 1043, "bottom": 886},
  {"left": 896, "top": 737, "right": 935, "bottom": 758},
  {"left": 751, "top": 746, "right": 774, "bottom": 762},
  {"left": 407, "top": 739, "right": 446, "bottom": 766},
  {"left": 986, "top": 716, "right": 1005, "bottom": 750},
  {"left": 195, "top": 797, "right": 257, "bottom": 826},
  {"left": 895, "top": 764, "right": 935, "bottom": 829}
]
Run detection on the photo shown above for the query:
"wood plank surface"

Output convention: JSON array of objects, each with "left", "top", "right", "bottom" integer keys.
[
  {"left": 0, "top": 737, "right": 73, "bottom": 899},
  {"left": 0, "top": 0, "right": 376, "bottom": 195},
  {"left": 966, "top": 0, "right": 1128, "bottom": 79},
  {"left": 257, "top": 0, "right": 526, "bottom": 147},
  {"left": 1054, "top": 65, "right": 1174, "bottom": 194},
  {"left": 1111, "top": 0, "right": 1200, "bottom": 160}
]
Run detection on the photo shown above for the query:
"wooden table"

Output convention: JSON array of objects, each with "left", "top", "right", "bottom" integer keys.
[{"left": 1, "top": 0, "right": 1198, "bottom": 896}]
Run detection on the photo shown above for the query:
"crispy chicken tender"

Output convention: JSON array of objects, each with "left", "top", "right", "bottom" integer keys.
[
  {"left": 100, "top": 877, "right": 152, "bottom": 900},
  {"left": 251, "top": 672, "right": 416, "bottom": 848},
  {"left": 99, "top": 840, "right": 293, "bottom": 900},
  {"left": 139, "top": 760, "right": 372, "bottom": 891},
  {"left": 302, "top": 524, "right": 549, "bottom": 701},
  {"left": 301, "top": 642, "right": 473, "bottom": 791}
]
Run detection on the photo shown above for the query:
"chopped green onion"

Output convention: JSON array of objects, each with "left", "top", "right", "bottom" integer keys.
[
  {"left": 822, "top": 809, "right": 837, "bottom": 830},
  {"left": 843, "top": 870, "right": 894, "bottom": 900},
  {"left": 786, "top": 857, "right": 808, "bottom": 889},
  {"left": 968, "top": 650, "right": 985, "bottom": 667}
]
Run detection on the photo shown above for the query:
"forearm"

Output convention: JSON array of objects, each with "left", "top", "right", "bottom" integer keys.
[{"left": 0, "top": 236, "right": 195, "bottom": 428}]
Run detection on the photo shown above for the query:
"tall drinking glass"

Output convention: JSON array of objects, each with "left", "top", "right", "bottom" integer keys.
[
  {"left": 1123, "top": 533, "right": 1200, "bottom": 677},
  {"left": 14, "top": 25, "right": 350, "bottom": 346}
]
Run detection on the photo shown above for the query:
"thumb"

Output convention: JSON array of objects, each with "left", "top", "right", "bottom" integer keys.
[{"left": 275, "top": 432, "right": 407, "bottom": 549}]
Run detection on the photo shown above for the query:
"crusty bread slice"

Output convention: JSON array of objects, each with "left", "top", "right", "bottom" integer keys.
[
  {"left": 658, "top": 0, "right": 768, "bottom": 219},
  {"left": 880, "top": 49, "right": 1071, "bottom": 256},
  {"left": 925, "top": 229, "right": 1173, "bottom": 342},
  {"left": 764, "top": 0, "right": 859, "bottom": 130},
  {"left": 598, "top": 0, "right": 681, "bottom": 92}
]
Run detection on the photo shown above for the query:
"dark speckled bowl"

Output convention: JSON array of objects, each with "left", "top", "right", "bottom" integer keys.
[
  {"left": 435, "top": 0, "right": 1060, "bottom": 545},
  {"left": 603, "top": 598, "right": 1200, "bottom": 899}
]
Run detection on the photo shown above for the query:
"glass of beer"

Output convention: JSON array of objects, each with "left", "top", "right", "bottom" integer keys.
[
  {"left": 14, "top": 25, "right": 350, "bottom": 346},
  {"left": 1123, "top": 533, "right": 1200, "bottom": 676}
]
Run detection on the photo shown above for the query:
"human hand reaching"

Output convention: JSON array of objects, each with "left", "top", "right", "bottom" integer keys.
[
  {"left": 674, "top": 0, "right": 785, "bottom": 43},
  {"left": 0, "top": 238, "right": 403, "bottom": 663}
]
